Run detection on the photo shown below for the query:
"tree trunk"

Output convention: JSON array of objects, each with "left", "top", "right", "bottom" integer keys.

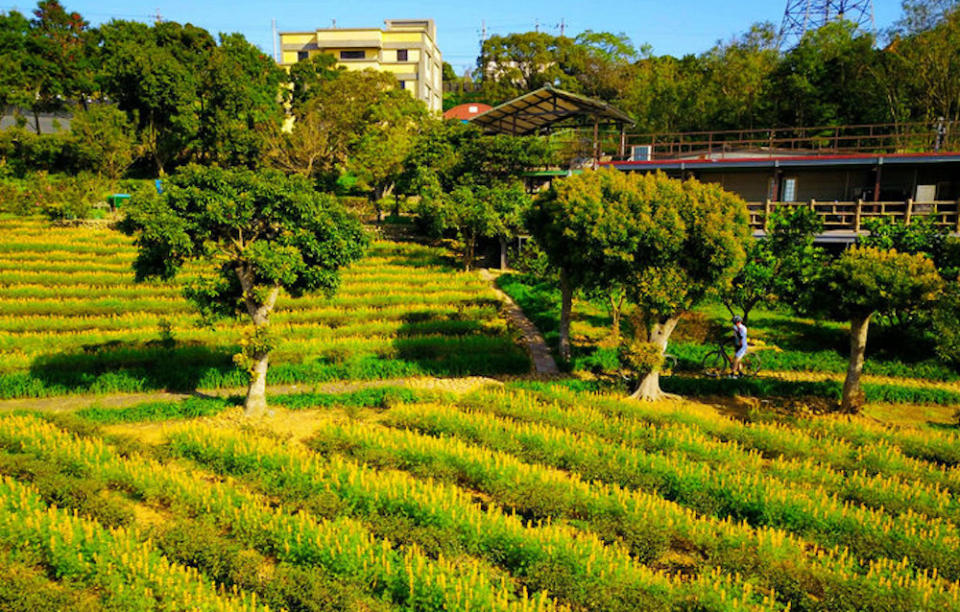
[
  {"left": 841, "top": 314, "right": 871, "bottom": 414},
  {"left": 236, "top": 267, "right": 280, "bottom": 417},
  {"left": 558, "top": 269, "right": 573, "bottom": 362},
  {"left": 610, "top": 293, "right": 625, "bottom": 341},
  {"left": 630, "top": 316, "right": 681, "bottom": 401},
  {"left": 245, "top": 352, "right": 269, "bottom": 417},
  {"left": 33, "top": 111, "right": 41, "bottom": 135},
  {"left": 499, "top": 236, "right": 508, "bottom": 270},
  {"left": 464, "top": 230, "right": 476, "bottom": 271}
]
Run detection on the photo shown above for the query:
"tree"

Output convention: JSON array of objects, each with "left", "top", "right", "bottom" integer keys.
[
  {"left": 122, "top": 165, "right": 367, "bottom": 416},
  {"left": 197, "top": 33, "right": 287, "bottom": 167},
  {"left": 268, "top": 70, "right": 423, "bottom": 195},
  {"left": 288, "top": 52, "right": 342, "bottom": 111},
  {"left": 24, "top": 1, "right": 95, "bottom": 132},
  {"left": 69, "top": 104, "right": 135, "bottom": 179},
  {"left": 0, "top": 10, "right": 32, "bottom": 125},
  {"left": 722, "top": 205, "right": 824, "bottom": 322},
  {"left": 477, "top": 32, "right": 573, "bottom": 102},
  {"left": 97, "top": 20, "right": 213, "bottom": 174},
  {"left": 815, "top": 247, "right": 942, "bottom": 413},
  {"left": 893, "top": 0, "right": 959, "bottom": 34},
  {"left": 345, "top": 72, "right": 429, "bottom": 218},
  {"left": 527, "top": 169, "right": 750, "bottom": 382},
  {"left": 444, "top": 181, "right": 530, "bottom": 270},
  {"left": 403, "top": 123, "right": 550, "bottom": 269}
]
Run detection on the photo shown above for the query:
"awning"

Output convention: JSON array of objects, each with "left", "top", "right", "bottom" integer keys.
[{"left": 469, "top": 85, "right": 634, "bottom": 136}]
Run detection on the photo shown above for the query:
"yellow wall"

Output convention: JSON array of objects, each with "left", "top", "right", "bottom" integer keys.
[{"left": 279, "top": 21, "right": 442, "bottom": 113}]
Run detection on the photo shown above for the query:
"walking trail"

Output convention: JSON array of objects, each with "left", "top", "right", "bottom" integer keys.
[{"left": 480, "top": 268, "right": 559, "bottom": 376}]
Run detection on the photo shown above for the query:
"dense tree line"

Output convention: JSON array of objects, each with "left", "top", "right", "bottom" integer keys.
[
  {"left": 0, "top": 0, "right": 428, "bottom": 191},
  {"left": 471, "top": 0, "right": 960, "bottom": 132}
]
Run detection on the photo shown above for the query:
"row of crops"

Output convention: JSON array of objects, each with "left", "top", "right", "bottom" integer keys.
[
  {"left": 0, "top": 217, "right": 530, "bottom": 398},
  {"left": 1, "top": 381, "right": 959, "bottom": 610}
]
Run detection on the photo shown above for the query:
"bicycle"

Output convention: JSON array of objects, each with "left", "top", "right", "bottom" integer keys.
[{"left": 701, "top": 342, "right": 761, "bottom": 378}]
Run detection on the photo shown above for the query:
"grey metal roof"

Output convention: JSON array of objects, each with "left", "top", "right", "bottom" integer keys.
[{"left": 469, "top": 86, "right": 634, "bottom": 136}]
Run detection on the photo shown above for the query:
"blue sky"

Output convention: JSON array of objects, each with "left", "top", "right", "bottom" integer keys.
[{"left": 2, "top": 0, "right": 904, "bottom": 73}]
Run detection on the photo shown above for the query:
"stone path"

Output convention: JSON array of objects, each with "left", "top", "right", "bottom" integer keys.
[{"left": 480, "top": 269, "right": 559, "bottom": 376}]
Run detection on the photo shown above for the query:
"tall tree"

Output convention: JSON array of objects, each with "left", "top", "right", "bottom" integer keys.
[
  {"left": 69, "top": 104, "right": 135, "bottom": 179},
  {"left": 288, "top": 52, "right": 342, "bottom": 112},
  {"left": 197, "top": 33, "right": 287, "bottom": 167},
  {"left": 123, "top": 165, "right": 367, "bottom": 416},
  {"left": 0, "top": 11, "right": 31, "bottom": 124},
  {"left": 24, "top": 1, "right": 95, "bottom": 132},
  {"left": 814, "top": 247, "right": 942, "bottom": 413},
  {"left": 97, "top": 19, "right": 213, "bottom": 174}
]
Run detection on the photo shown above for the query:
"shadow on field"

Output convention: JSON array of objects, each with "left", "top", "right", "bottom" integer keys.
[
  {"left": 14, "top": 341, "right": 239, "bottom": 397},
  {"left": 391, "top": 309, "right": 530, "bottom": 377}
]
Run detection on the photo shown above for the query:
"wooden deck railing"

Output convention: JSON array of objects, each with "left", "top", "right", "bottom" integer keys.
[{"left": 747, "top": 200, "right": 960, "bottom": 233}]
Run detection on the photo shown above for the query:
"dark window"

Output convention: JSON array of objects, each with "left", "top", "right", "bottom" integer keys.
[
  {"left": 340, "top": 50, "right": 365, "bottom": 59},
  {"left": 398, "top": 80, "right": 405, "bottom": 90},
  {"left": 397, "top": 49, "right": 408, "bottom": 61},
  {"left": 297, "top": 50, "right": 309, "bottom": 61}
]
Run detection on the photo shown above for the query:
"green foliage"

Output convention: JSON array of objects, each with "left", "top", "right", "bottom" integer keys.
[
  {"left": 859, "top": 215, "right": 960, "bottom": 280},
  {"left": 76, "top": 397, "right": 234, "bottom": 424},
  {"left": 288, "top": 52, "right": 343, "bottom": 111},
  {"left": 527, "top": 168, "right": 749, "bottom": 343},
  {"left": 69, "top": 104, "right": 135, "bottom": 179},
  {"left": 932, "top": 281, "right": 960, "bottom": 367},
  {"left": 196, "top": 33, "right": 288, "bottom": 168},
  {"left": 723, "top": 205, "right": 825, "bottom": 320},
  {"left": 816, "top": 246, "right": 943, "bottom": 321},
  {"left": 619, "top": 340, "right": 663, "bottom": 375}
]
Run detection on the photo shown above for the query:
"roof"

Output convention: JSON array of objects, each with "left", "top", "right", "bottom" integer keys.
[
  {"left": 469, "top": 86, "right": 634, "bottom": 136},
  {"left": 443, "top": 103, "right": 493, "bottom": 121},
  {"left": 604, "top": 152, "right": 960, "bottom": 172}
]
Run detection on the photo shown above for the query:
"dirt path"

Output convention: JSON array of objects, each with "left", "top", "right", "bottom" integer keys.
[{"left": 480, "top": 269, "right": 559, "bottom": 376}]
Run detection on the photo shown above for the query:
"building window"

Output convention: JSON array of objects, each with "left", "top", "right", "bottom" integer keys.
[
  {"left": 297, "top": 51, "right": 309, "bottom": 61},
  {"left": 397, "top": 49, "right": 408, "bottom": 61},
  {"left": 340, "top": 50, "right": 364, "bottom": 59},
  {"left": 398, "top": 80, "right": 405, "bottom": 90},
  {"left": 782, "top": 177, "right": 798, "bottom": 202}
]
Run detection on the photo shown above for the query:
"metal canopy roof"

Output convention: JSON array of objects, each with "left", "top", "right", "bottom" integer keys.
[{"left": 469, "top": 86, "right": 634, "bottom": 136}]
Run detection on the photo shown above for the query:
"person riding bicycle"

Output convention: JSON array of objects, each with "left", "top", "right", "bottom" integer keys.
[{"left": 731, "top": 315, "right": 748, "bottom": 377}]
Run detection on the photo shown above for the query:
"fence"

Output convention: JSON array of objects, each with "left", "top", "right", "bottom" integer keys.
[{"left": 747, "top": 200, "right": 960, "bottom": 233}]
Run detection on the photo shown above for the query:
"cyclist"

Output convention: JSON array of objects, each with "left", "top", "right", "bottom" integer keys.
[{"left": 731, "top": 315, "right": 748, "bottom": 377}]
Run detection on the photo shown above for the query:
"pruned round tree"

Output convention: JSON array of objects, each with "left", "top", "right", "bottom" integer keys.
[
  {"left": 528, "top": 168, "right": 750, "bottom": 399},
  {"left": 122, "top": 164, "right": 367, "bottom": 416},
  {"left": 816, "top": 246, "right": 942, "bottom": 413}
]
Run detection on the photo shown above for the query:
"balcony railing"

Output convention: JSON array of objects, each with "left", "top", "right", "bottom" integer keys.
[{"left": 747, "top": 200, "right": 960, "bottom": 233}]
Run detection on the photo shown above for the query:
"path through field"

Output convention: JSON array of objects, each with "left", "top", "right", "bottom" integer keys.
[{"left": 480, "top": 268, "right": 559, "bottom": 375}]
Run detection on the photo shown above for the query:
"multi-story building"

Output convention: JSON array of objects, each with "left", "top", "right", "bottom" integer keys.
[{"left": 279, "top": 19, "right": 443, "bottom": 113}]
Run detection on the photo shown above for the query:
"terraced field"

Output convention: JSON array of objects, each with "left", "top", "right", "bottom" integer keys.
[
  {"left": 1, "top": 382, "right": 959, "bottom": 610},
  {"left": 0, "top": 217, "right": 529, "bottom": 398},
  {"left": 3, "top": 216, "right": 960, "bottom": 611}
]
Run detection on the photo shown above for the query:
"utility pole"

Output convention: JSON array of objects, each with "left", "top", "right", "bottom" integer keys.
[
  {"left": 481, "top": 19, "right": 486, "bottom": 42},
  {"left": 154, "top": 8, "right": 162, "bottom": 24},
  {"left": 271, "top": 18, "right": 278, "bottom": 63},
  {"left": 558, "top": 18, "right": 565, "bottom": 36},
  {"left": 535, "top": 18, "right": 539, "bottom": 33}
]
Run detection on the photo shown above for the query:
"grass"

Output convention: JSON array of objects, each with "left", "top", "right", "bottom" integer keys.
[
  {"left": 0, "top": 218, "right": 530, "bottom": 398},
  {"left": 496, "top": 273, "right": 960, "bottom": 403}
]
